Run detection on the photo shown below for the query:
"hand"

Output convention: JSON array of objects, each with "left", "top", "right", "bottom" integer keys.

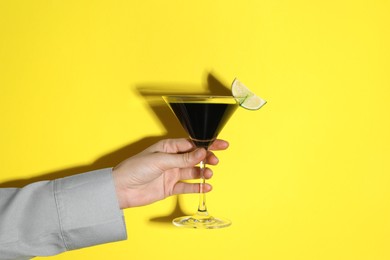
[{"left": 112, "top": 138, "right": 229, "bottom": 209}]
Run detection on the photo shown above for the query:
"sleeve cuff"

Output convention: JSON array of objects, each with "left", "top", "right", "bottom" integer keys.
[{"left": 54, "top": 168, "right": 127, "bottom": 250}]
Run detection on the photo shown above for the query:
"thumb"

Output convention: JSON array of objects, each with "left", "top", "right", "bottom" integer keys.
[{"left": 153, "top": 148, "right": 207, "bottom": 171}]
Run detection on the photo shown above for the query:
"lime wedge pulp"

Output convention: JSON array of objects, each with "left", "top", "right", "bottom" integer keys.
[{"left": 231, "top": 78, "right": 266, "bottom": 110}]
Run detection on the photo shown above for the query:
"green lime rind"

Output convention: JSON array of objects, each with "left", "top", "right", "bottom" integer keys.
[{"left": 231, "top": 78, "right": 266, "bottom": 110}]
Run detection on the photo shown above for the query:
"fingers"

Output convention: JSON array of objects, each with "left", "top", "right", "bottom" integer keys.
[
  {"left": 170, "top": 167, "right": 213, "bottom": 195},
  {"left": 144, "top": 138, "right": 229, "bottom": 154},
  {"left": 143, "top": 138, "right": 195, "bottom": 154},
  {"left": 179, "top": 167, "right": 213, "bottom": 180},
  {"left": 206, "top": 151, "right": 219, "bottom": 165},
  {"left": 145, "top": 138, "right": 228, "bottom": 172},
  {"left": 172, "top": 182, "right": 212, "bottom": 195},
  {"left": 151, "top": 148, "right": 207, "bottom": 172},
  {"left": 152, "top": 147, "right": 222, "bottom": 171},
  {"left": 209, "top": 139, "right": 229, "bottom": 151}
]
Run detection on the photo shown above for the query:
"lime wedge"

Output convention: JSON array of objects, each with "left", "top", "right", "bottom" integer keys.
[{"left": 232, "top": 78, "right": 266, "bottom": 110}]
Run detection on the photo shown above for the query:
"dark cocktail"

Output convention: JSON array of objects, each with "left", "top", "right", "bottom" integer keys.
[
  {"left": 168, "top": 101, "right": 237, "bottom": 148},
  {"left": 163, "top": 95, "right": 238, "bottom": 228}
]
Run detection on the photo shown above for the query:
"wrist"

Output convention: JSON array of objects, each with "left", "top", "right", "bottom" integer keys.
[{"left": 112, "top": 169, "right": 127, "bottom": 209}]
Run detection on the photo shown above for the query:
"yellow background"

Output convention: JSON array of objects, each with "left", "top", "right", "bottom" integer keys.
[{"left": 1, "top": 0, "right": 389, "bottom": 259}]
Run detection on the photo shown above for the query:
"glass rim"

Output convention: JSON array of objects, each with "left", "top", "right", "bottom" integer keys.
[{"left": 162, "top": 95, "right": 238, "bottom": 104}]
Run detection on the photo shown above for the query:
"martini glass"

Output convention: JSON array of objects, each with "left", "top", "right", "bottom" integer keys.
[{"left": 163, "top": 95, "right": 238, "bottom": 229}]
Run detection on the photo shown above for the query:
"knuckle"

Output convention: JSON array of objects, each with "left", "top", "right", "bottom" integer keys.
[
  {"left": 158, "top": 138, "right": 177, "bottom": 153},
  {"left": 182, "top": 152, "right": 192, "bottom": 165},
  {"left": 158, "top": 139, "right": 169, "bottom": 152}
]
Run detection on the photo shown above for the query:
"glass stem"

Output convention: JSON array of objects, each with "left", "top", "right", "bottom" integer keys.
[{"left": 197, "top": 160, "right": 209, "bottom": 216}]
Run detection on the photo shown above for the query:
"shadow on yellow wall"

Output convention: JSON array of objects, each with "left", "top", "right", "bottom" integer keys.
[{"left": 0, "top": 72, "right": 231, "bottom": 225}]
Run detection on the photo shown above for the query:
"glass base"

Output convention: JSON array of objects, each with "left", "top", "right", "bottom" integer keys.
[{"left": 172, "top": 215, "right": 231, "bottom": 229}]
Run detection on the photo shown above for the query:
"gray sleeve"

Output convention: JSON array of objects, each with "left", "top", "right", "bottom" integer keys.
[{"left": 0, "top": 168, "right": 127, "bottom": 260}]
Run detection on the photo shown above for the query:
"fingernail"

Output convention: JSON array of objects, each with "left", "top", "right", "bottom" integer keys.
[
  {"left": 214, "top": 157, "right": 219, "bottom": 164},
  {"left": 205, "top": 184, "right": 212, "bottom": 192}
]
